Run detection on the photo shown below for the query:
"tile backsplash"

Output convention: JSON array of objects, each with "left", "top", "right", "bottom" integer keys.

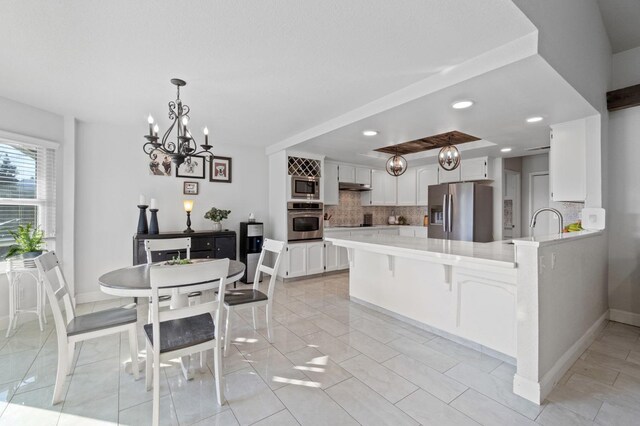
[{"left": 325, "top": 191, "right": 428, "bottom": 226}]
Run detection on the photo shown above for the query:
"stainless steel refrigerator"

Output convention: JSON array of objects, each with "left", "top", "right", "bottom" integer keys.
[{"left": 428, "top": 182, "right": 493, "bottom": 242}]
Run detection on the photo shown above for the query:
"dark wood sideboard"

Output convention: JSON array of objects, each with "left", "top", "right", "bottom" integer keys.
[{"left": 132, "top": 230, "right": 237, "bottom": 265}]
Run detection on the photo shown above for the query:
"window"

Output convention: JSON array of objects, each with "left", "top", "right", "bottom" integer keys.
[{"left": 0, "top": 141, "right": 56, "bottom": 256}]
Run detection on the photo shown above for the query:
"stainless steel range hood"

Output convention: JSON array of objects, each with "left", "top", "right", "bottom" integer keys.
[{"left": 339, "top": 182, "right": 372, "bottom": 191}]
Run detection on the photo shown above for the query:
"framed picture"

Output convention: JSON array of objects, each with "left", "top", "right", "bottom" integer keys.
[
  {"left": 210, "top": 156, "right": 232, "bottom": 183},
  {"left": 148, "top": 150, "right": 172, "bottom": 176},
  {"left": 176, "top": 155, "right": 205, "bottom": 179},
  {"left": 183, "top": 181, "right": 199, "bottom": 195}
]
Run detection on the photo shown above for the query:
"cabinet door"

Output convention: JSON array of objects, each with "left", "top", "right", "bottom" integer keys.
[
  {"left": 337, "top": 246, "right": 350, "bottom": 269},
  {"left": 214, "top": 236, "right": 236, "bottom": 260},
  {"left": 550, "top": 119, "right": 587, "bottom": 201},
  {"left": 379, "top": 228, "right": 399, "bottom": 236},
  {"left": 306, "top": 242, "right": 325, "bottom": 275},
  {"left": 439, "top": 166, "right": 461, "bottom": 183},
  {"left": 338, "top": 165, "right": 356, "bottom": 183},
  {"left": 384, "top": 173, "right": 398, "bottom": 205},
  {"left": 324, "top": 163, "right": 339, "bottom": 205},
  {"left": 396, "top": 168, "right": 417, "bottom": 206},
  {"left": 399, "top": 227, "right": 415, "bottom": 237},
  {"left": 417, "top": 165, "right": 439, "bottom": 205},
  {"left": 363, "top": 169, "right": 387, "bottom": 205},
  {"left": 286, "top": 244, "right": 307, "bottom": 277},
  {"left": 461, "top": 157, "right": 488, "bottom": 181},
  {"left": 324, "top": 241, "right": 338, "bottom": 271},
  {"left": 414, "top": 227, "right": 428, "bottom": 238},
  {"left": 355, "top": 167, "right": 371, "bottom": 185}
]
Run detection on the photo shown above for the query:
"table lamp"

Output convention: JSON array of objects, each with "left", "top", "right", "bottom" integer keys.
[{"left": 183, "top": 200, "right": 194, "bottom": 233}]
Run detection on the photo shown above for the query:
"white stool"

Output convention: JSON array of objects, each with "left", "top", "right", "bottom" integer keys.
[{"left": 6, "top": 255, "right": 47, "bottom": 337}]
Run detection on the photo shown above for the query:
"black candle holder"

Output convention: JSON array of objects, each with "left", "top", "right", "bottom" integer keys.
[
  {"left": 184, "top": 211, "right": 194, "bottom": 233},
  {"left": 149, "top": 209, "right": 159, "bottom": 235},
  {"left": 136, "top": 205, "right": 149, "bottom": 234}
]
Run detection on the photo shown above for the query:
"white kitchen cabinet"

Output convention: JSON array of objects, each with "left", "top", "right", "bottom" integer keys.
[
  {"left": 362, "top": 169, "right": 397, "bottom": 206},
  {"left": 383, "top": 172, "right": 397, "bottom": 205},
  {"left": 399, "top": 226, "right": 428, "bottom": 237},
  {"left": 417, "top": 165, "right": 439, "bottom": 206},
  {"left": 379, "top": 228, "right": 399, "bottom": 236},
  {"left": 461, "top": 157, "right": 490, "bottom": 181},
  {"left": 306, "top": 241, "right": 325, "bottom": 275},
  {"left": 284, "top": 243, "right": 307, "bottom": 278},
  {"left": 325, "top": 238, "right": 350, "bottom": 272},
  {"left": 355, "top": 167, "right": 371, "bottom": 185},
  {"left": 438, "top": 166, "right": 461, "bottom": 183},
  {"left": 550, "top": 119, "right": 587, "bottom": 202},
  {"left": 399, "top": 227, "right": 414, "bottom": 237},
  {"left": 338, "top": 165, "right": 356, "bottom": 183},
  {"left": 324, "top": 163, "right": 339, "bottom": 205},
  {"left": 396, "top": 168, "right": 417, "bottom": 206}
]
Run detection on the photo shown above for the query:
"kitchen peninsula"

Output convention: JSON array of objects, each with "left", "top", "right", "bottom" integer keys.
[{"left": 326, "top": 229, "right": 608, "bottom": 405}]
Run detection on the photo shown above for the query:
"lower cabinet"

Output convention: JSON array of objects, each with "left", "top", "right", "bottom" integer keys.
[
  {"left": 325, "top": 241, "right": 350, "bottom": 272},
  {"left": 283, "top": 241, "right": 325, "bottom": 278}
]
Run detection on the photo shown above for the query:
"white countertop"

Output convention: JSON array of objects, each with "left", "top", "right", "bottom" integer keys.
[
  {"left": 512, "top": 230, "right": 604, "bottom": 247},
  {"left": 325, "top": 225, "right": 399, "bottom": 231},
  {"left": 325, "top": 234, "right": 516, "bottom": 269}
]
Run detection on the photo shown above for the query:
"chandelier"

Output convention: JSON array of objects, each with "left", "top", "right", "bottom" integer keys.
[
  {"left": 438, "top": 135, "right": 461, "bottom": 171},
  {"left": 385, "top": 150, "right": 407, "bottom": 177},
  {"left": 143, "top": 78, "right": 214, "bottom": 167}
]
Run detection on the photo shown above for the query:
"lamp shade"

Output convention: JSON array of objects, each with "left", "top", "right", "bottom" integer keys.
[
  {"left": 183, "top": 200, "right": 194, "bottom": 212},
  {"left": 438, "top": 145, "right": 461, "bottom": 171},
  {"left": 385, "top": 153, "right": 407, "bottom": 177}
]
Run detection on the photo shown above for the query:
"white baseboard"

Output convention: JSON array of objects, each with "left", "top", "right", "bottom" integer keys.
[
  {"left": 610, "top": 309, "right": 640, "bottom": 327},
  {"left": 514, "top": 310, "right": 609, "bottom": 404},
  {"left": 75, "top": 291, "right": 118, "bottom": 304}
]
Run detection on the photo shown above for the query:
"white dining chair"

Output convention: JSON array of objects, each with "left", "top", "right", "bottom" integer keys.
[
  {"left": 220, "top": 239, "right": 285, "bottom": 355},
  {"left": 144, "top": 238, "right": 201, "bottom": 320},
  {"left": 145, "top": 258, "right": 229, "bottom": 426},
  {"left": 34, "top": 251, "right": 140, "bottom": 405}
]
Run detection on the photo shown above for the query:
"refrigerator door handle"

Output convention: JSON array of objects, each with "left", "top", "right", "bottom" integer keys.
[
  {"left": 442, "top": 194, "right": 448, "bottom": 232},
  {"left": 448, "top": 194, "right": 453, "bottom": 233}
]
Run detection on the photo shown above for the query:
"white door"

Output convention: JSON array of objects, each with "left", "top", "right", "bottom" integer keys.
[
  {"left": 503, "top": 170, "right": 521, "bottom": 239},
  {"left": 530, "top": 172, "right": 556, "bottom": 237},
  {"left": 286, "top": 244, "right": 307, "bottom": 277},
  {"left": 306, "top": 242, "right": 325, "bottom": 275}
]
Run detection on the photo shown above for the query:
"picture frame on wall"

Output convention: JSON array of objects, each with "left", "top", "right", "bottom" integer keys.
[
  {"left": 148, "top": 150, "right": 172, "bottom": 176},
  {"left": 176, "top": 155, "right": 206, "bottom": 179},
  {"left": 210, "top": 156, "right": 232, "bottom": 183},
  {"left": 183, "top": 181, "right": 199, "bottom": 195}
]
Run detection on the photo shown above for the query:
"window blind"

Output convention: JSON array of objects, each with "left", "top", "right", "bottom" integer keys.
[{"left": 0, "top": 141, "right": 56, "bottom": 248}]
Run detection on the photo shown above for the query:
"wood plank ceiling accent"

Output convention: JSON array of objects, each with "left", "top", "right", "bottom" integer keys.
[
  {"left": 374, "top": 130, "right": 480, "bottom": 155},
  {"left": 607, "top": 84, "right": 640, "bottom": 111}
]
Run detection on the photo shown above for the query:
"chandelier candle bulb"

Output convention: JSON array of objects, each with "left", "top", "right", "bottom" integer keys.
[
  {"left": 204, "top": 127, "right": 209, "bottom": 145},
  {"left": 147, "top": 114, "right": 154, "bottom": 135},
  {"left": 153, "top": 124, "right": 159, "bottom": 137}
]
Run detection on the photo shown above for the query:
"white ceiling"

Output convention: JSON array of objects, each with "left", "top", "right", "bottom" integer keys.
[
  {"left": 297, "top": 55, "right": 597, "bottom": 168},
  {"left": 0, "top": 0, "right": 536, "bottom": 147},
  {"left": 597, "top": 0, "right": 640, "bottom": 53}
]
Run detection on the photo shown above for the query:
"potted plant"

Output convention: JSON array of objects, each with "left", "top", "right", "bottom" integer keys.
[
  {"left": 5, "top": 223, "right": 45, "bottom": 259},
  {"left": 204, "top": 207, "right": 231, "bottom": 232}
]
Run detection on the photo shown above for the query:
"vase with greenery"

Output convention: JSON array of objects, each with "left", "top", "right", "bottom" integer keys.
[
  {"left": 204, "top": 207, "right": 231, "bottom": 232},
  {"left": 5, "top": 223, "right": 45, "bottom": 259}
]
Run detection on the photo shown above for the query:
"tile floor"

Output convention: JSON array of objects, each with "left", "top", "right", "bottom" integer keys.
[{"left": 0, "top": 272, "right": 639, "bottom": 425}]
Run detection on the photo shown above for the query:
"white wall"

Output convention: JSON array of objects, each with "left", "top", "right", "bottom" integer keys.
[
  {"left": 74, "top": 122, "right": 269, "bottom": 302},
  {"left": 521, "top": 154, "right": 549, "bottom": 236},
  {"left": 612, "top": 45, "right": 640, "bottom": 90}
]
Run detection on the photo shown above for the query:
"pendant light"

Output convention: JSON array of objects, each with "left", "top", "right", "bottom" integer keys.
[
  {"left": 438, "top": 135, "right": 461, "bottom": 171},
  {"left": 386, "top": 150, "right": 407, "bottom": 177}
]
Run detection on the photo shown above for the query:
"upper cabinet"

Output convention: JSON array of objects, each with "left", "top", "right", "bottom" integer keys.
[
  {"left": 417, "top": 165, "right": 439, "bottom": 205},
  {"left": 461, "top": 156, "right": 490, "bottom": 181},
  {"left": 355, "top": 167, "right": 371, "bottom": 185},
  {"left": 550, "top": 119, "right": 587, "bottom": 202},
  {"left": 439, "top": 166, "right": 461, "bottom": 183},
  {"left": 396, "top": 168, "right": 417, "bottom": 206},
  {"left": 338, "top": 165, "right": 355, "bottom": 183},
  {"left": 324, "top": 162, "right": 339, "bottom": 205},
  {"left": 362, "top": 169, "right": 396, "bottom": 205}
]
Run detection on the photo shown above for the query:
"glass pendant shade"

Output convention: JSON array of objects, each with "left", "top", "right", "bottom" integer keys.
[
  {"left": 386, "top": 153, "right": 407, "bottom": 177},
  {"left": 438, "top": 145, "right": 461, "bottom": 171}
]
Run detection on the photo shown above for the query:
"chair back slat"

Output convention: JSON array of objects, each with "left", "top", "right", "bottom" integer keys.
[
  {"left": 252, "top": 239, "right": 285, "bottom": 299},
  {"left": 144, "top": 238, "right": 191, "bottom": 264},
  {"left": 149, "top": 258, "right": 229, "bottom": 353},
  {"left": 35, "top": 252, "right": 76, "bottom": 341}
]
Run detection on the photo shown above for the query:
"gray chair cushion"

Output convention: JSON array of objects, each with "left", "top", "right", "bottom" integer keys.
[
  {"left": 144, "top": 313, "right": 215, "bottom": 353},
  {"left": 66, "top": 307, "right": 137, "bottom": 337},
  {"left": 222, "top": 289, "right": 268, "bottom": 306}
]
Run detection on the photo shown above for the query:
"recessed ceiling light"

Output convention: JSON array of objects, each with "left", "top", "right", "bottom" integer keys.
[
  {"left": 500, "top": 148, "right": 512, "bottom": 153},
  {"left": 452, "top": 100, "right": 474, "bottom": 109},
  {"left": 362, "top": 130, "right": 378, "bottom": 136},
  {"left": 526, "top": 116, "right": 544, "bottom": 123}
]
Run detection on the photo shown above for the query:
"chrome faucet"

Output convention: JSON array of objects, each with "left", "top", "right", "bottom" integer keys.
[{"left": 529, "top": 208, "right": 564, "bottom": 234}]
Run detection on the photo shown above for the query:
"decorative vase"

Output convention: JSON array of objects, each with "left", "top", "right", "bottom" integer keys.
[{"left": 212, "top": 222, "right": 222, "bottom": 232}]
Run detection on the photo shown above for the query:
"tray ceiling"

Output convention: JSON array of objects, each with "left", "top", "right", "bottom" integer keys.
[{"left": 374, "top": 131, "right": 480, "bottom": 155}]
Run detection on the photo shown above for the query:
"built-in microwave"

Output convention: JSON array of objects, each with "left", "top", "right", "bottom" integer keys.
[
  {"left": 291, "top": 175, "right": 320, "bottom": 200},
  {"left": 287, "top": 202, "right": 324, "bottom": 241}
]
